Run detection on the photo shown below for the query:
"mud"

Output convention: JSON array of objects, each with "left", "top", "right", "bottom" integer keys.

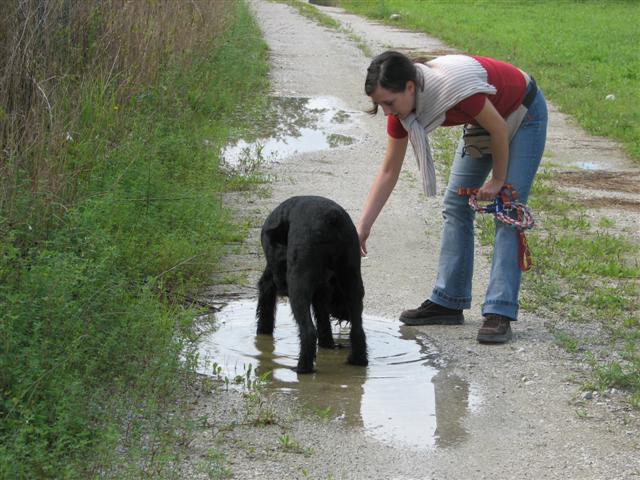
[
  {"left": 555, "top": 170, "right": 640, "bottom": 194},
  {"left": 181, "top": 2, "right": 640, "bottom": 479}
]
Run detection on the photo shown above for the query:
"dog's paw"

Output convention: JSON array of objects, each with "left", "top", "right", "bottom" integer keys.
[
  {"left": 317, "top": 338, "right": 336, "bottom": 349},
  {"left": 347, "top": 354, "right": 368, "bottom": 367},
  {"left": 295, "top": 364, "right": 315, "bottom": 374}
]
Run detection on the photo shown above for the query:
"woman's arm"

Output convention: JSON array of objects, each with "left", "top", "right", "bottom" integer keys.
[
  {"left": 474, "top": 98, "right": 509, "bottom": 200},
  {"left": 357, "top": 134, "right": 408, "bottom": 256}
]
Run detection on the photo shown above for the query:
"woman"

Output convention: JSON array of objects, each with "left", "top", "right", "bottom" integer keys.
[{"left": 357, "top": 51, "right": 547, "bottom": 343}]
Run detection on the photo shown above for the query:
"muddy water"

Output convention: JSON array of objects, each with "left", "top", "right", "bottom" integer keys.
[
  {"left": 197, "top": 300, "right": 481, "bottom": 450},
  {"left": 221, "top": 96, "right": 361, "bottom": 170}
]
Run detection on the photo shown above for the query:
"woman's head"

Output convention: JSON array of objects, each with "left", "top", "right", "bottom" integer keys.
[{"left": 365, "top": 50, "right": 421, "bottom": 118}]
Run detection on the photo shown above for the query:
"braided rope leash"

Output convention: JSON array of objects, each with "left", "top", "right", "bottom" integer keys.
[{"left": 458, "top": 184, "right": 535, "bottom": 272}]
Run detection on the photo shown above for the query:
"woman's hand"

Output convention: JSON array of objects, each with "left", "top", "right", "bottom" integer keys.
[
  {"left": 357, "top": 224, "right": 370, "bottom": 257},
  {"left": 477, "top": 177, "right": 505, "bottom": 201}
]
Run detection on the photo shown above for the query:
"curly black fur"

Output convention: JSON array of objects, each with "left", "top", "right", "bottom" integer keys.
[{"left": 256, "top": 196, "right": 368, "bottom": 373}]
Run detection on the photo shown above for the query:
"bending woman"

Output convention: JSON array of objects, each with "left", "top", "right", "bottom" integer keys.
[{"left": 357, "top": 51, "right": 547, "bottom": 344}]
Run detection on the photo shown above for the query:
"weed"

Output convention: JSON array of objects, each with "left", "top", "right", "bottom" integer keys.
[
  {"left": 575, "top": 408, "right": 589, "bottom": 419},
  {"left": 278, "top": 433, "right": 313, "bottom": 456},
  {"left": 553, "top": 330, "right": 581, "bottom": 354},
  {"left": 196, "top": 449, "right": 232, "bottom": 479}
]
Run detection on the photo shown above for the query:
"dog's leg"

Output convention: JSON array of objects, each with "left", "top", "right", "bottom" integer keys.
[
  {"left": 312, "top": 293, "right": 335, "bottom": 349},
  {"left": 288, "top": 279, "right": 317, "bottom": 374},
  {"left": 256, "top": 267, "right": 277, "bottom": 335},
  {"left": 346, "top": 280, "right": 368, "bottom": 367}
]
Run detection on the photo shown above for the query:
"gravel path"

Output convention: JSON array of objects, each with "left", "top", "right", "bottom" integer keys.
[{"left": 181, "top": 2, "right": 640, "bottom": 479}]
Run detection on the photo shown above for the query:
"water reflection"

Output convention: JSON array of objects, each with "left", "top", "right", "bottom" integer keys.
[
  {"left": 197, "top": 300, "right": 478, "bottom": 450},
  {"left": 219, "top": 96, "right": 360, "bottom": 170},
  {"left": 574, "top": 161, "right": 601, "bottom": 170}
]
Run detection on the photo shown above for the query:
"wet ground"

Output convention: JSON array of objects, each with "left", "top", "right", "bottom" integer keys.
[
  {"left": 198, "top": 301, "right": 477, "bottom": 450},
  {"left": 181, "top": 1, "right": 640, "bottom": 479},
  {"left": 221, "top": 96, "right": 362, "bottom": 173}
]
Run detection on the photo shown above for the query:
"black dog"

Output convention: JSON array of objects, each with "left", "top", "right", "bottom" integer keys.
[{"left": 256, "top": 196, "right": 368, "bottom": 373}]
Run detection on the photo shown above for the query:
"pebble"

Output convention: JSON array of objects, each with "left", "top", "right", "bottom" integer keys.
[{"left": 581, "top": 391, "right": 593, "bottom": 400}]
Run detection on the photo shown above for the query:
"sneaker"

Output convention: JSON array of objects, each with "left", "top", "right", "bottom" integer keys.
[
  {"left": 399, "top": 300, "right": 464, "bottom": 326},
  {"left": 477, "top": 314, "right": 513, "bottom": 343}
]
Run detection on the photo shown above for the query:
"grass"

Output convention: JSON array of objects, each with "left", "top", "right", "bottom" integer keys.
[
  {"left": 0, "top": 1, "right": 271, "bottom": 477},
  {"left": 479, "top": 168, "right": 639, "bottom": 405},
  {"left": 278, "top": 433, "right": 313, "bottom": 456},
  {"left": 338, "top": 0, "right": 640, "bottom": 161}
]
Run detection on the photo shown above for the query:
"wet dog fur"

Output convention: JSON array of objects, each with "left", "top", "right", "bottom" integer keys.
[{"left": 256, "top": 196, "right": 368, "bottom": 373}]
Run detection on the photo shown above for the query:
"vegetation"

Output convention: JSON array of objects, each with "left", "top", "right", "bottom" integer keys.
[
  {"left": 339, "top": 0, "right": 640, "bottom": 161},
  {"left": 0, "top": 0, "right": 269, "bottom": 477}
]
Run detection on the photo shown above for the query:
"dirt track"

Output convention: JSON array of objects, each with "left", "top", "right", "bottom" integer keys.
[{"left": 183, "top": 2, "right": 640, "bottom": 478}]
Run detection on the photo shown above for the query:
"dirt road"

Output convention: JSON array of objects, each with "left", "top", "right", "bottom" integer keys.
[{"left": 184, "top": 2, "right": 639, "bottom": 478}]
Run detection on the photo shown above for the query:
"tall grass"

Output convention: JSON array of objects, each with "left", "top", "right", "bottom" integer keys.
[
  {"left": 339, "top": 0, "right": 640, "bottom": 161},
  {"left": 1, "top": 0, "right": 270, "bottom": 477},
  {"left": 1, "top": 0, "right": 232, "bottom": 241}
]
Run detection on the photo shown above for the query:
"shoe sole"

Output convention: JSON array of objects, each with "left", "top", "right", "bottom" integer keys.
[
  {"left": 399, "top": 314, "right": 464, "bottom": 326},
  {"left": 477, "top": 330, "right": 512, "bottom": 344}
]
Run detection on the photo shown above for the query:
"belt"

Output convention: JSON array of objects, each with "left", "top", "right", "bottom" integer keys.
[{"left": 522, "top": 76, "right": 538, "bottom": 109}]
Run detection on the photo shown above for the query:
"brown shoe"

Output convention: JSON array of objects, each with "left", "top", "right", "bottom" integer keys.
[
  {"left": 477, "top": 314, "right": 513, "bottom": 343},
  {"left": 399, "top": 300, "right": 464, "bottom": 326}
]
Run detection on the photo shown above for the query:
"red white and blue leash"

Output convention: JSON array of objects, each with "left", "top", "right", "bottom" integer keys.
[{"left": 458, "top": 184, "right": 534, "bottom": 271}]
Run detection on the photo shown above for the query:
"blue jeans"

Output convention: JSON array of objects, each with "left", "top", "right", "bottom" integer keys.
[{"left": 430, "top": 88, "right": 548, "bottom": 320}]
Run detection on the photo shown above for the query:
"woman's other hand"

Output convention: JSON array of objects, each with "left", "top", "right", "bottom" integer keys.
[{"left": 477, "top": 177, "right": 505, "bottom": 201}]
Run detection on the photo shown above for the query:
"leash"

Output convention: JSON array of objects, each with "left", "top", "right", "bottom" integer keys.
[{"left": 457, "top": 184, "right": 534, "bottom": 271}]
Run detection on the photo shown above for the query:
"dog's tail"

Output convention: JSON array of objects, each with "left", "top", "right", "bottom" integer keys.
[{"left": 256, "top": 266, "right": 277, "bottom": 334}]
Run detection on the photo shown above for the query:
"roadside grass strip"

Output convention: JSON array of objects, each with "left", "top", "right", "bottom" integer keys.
[{"left": 1, "top": 1, "right": 270, "bottom": 477}]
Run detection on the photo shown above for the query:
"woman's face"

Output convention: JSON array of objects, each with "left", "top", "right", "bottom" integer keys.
[{"left": 370, "top": 81, "right": 416, "bottom": 119}]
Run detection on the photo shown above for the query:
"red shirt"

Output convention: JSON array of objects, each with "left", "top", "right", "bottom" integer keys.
[{"left": 387, "top": 56, "right": 527, "bottom": 139}]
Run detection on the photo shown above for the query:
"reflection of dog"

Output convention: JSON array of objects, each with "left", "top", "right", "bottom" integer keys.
[{"left": 256, "top": 196, "right": 368, "bottom": 373}]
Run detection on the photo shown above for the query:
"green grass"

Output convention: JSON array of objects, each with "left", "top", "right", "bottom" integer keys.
[
  {"left": 339, "top": 0, "right": 640, "bottom": 161},
  {"left": 469, "top": 168, "right": 640, "bottom": 403},
  {"left": 0, "top": 2, "right": 270, "bottom": 477}
]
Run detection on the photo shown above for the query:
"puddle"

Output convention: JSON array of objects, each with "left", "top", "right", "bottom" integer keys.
[
  {"left": 220, "top": 96, "right": 361, "bottom": 172},
  {"left": 574, "top": 161, "right": 601, "bottom": 170},
  {"left": 197, "top": 300, "right": 480, "bottom": 450}
]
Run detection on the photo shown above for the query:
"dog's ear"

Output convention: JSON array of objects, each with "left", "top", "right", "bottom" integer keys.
[{"left": 263, "top": 218, "right": 289, "bottom": 245}]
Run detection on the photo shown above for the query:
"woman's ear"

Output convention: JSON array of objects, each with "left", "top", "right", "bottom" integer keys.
[{"left": 406, "top": 80, "right": 416, "bottom": 94}]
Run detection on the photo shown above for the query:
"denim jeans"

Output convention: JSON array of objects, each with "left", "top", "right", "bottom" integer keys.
[{"left": 430, "top": 88, "right": 548, "bottom": 320}]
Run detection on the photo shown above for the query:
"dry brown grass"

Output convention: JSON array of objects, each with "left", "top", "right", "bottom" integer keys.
[{"left": 0, "top": 0, "right": 235, "bottom": 227}]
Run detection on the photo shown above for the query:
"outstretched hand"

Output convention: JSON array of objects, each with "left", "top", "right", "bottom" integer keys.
[{"left": 357, "top": 225, "right": 369, "bottom": 257}]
